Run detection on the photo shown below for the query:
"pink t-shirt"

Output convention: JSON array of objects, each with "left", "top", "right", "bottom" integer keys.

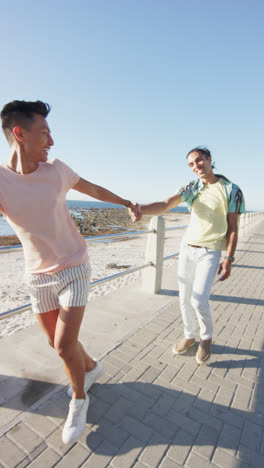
[{"left": 0, "top": 158, "right": 89, "bottom": 274}]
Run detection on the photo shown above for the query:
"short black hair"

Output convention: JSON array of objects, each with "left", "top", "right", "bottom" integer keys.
[
  {"left": 186, "top": 146, "right": 215, "bottom": 169},
  {"left": 1, "top": 100, "right": 51, "bottom": 140}
]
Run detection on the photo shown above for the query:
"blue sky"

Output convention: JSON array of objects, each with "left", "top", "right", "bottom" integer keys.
[{"left": 0, "top": 0, "right": 263, "bottom": 210}]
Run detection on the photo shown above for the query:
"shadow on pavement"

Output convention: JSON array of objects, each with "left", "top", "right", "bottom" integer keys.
[
  {"left": 232, "top": 264, "right": 264, "bottom": 270},
  {"left": 1, "top": 337, "right": 263, "bottom": 468},
  {"left": 159, "top": 287, "right": 264, "bottom": 306},
  {"left": 83, "top": 378, "right": 263, "bottom": 465},
  {"left": 0, "top": 375, "right": 57, "bottom": 409}
]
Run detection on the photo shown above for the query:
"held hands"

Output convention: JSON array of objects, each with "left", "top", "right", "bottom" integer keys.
[
  {"left": 128, "top": 203, "right": 142, "bottom": 222},
  {"left": 217, "top": 258, "right": 232, "bottom": 281}
]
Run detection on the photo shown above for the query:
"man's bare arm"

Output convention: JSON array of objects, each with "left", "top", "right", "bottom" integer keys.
[
  {"left": 218, "top": 212, "right": 239, "bottom": 281},
  {"left": 128, "top": 193, "right": 182, "bottom": 222},
  {"left": 73, "top": 177, "right": 140, "bottom": 218},
  {"left": 140, "top": 194, "right": 182, "bottom": 216}
]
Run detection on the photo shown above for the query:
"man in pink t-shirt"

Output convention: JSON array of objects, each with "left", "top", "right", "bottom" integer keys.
[{"left": 0, "top": 100, "right": 140, "bottom": 444}]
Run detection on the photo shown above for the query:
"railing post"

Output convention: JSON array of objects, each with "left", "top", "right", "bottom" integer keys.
[
  {"left": 245, "top": 212, "right": 249, "bottom": 234},
  {"left": 142, "top": 216, "right": 165, "bottom": 294},
  {"left": 239, "top": 213, "right": 244, "bottom": 238}
]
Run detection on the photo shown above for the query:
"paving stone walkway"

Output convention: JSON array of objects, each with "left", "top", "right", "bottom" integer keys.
[{"left": 0, "top": 220, "right": 264, "bottom": 468}]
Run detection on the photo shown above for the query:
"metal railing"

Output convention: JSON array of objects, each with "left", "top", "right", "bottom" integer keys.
[
  {"left": 0, "top": 228, "right": 154, "bottom": 255},
  {"left": 0, "top": 223, "right": 187, "bottom": 321},
  {"left": 0, "top": 210, "right": 263, "bottom": 321}
]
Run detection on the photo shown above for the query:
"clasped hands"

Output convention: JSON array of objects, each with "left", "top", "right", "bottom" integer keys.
[{"left": 128, "top": 202, "right": 142, "bottom": 222}]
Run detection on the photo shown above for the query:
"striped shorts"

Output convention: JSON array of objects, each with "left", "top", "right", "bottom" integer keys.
[{"left": 25, "top": 263, "right": 91, "bottom": 314}]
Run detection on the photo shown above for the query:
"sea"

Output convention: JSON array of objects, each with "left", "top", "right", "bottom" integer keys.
[{"left": 0, "top": 200, "right": 188, "bottom": 236}]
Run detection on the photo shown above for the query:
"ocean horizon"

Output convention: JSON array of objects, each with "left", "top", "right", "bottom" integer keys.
[
  {"left": 66, "top": 200, "right": 189, "bottom": 212},
  {"left": 0, "top": 200, "right": 189, "bottom": 236}
]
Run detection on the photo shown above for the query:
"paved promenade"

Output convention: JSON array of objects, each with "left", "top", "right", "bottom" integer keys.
[{"left": 0, "top": 219, "right": 264, "bottom": 468}]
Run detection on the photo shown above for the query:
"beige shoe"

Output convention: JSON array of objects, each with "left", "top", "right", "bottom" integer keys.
[
  {"left": 196, "top": 339, "right": 212, "bottom": 364},
  {"left": 172, "top": 338, "right": 195, "bottom": 355}
]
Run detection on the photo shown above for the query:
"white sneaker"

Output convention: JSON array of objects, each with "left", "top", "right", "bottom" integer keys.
[
  {"left": 62, "top": 394, "right": 89, "bottom": 444},
  {"left": 67, "top": 361, "right": 104, "bottom": 398}
]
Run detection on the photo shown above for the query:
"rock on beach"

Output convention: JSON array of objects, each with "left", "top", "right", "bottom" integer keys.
[
  {"left": 70, "top": 208, "right": 153, "bottom": 236},
  {"left": 0, "top": 208, "right": 154, "bottom": 246}
]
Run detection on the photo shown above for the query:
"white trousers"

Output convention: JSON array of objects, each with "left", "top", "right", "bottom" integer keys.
[{"left": 178, "top": 243, "right": 221, "bottom": 340}]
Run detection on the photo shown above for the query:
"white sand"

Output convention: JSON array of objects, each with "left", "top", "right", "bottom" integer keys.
[{"left": 0, "top": 213, "right": 189, "bottom": 338}]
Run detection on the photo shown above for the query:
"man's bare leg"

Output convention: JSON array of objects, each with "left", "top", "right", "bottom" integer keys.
[
  {"left": 36, "top": 306, "right": 95, "bottom": 398},
  {"left": 78, "top": 341, "right": 96, "bottom": 372}
]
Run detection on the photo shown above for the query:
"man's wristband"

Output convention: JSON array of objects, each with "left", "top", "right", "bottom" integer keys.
[
  {"left": 225, "top": 256, "right": 235, "bottom": 263},
  {"left": 124, "top": 200, "right": 132, "bottom": 208}
]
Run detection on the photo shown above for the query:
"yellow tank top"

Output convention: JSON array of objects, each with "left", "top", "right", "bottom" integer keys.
[{"left": 186, "top": 180, "right": 228, "bottom": 250}]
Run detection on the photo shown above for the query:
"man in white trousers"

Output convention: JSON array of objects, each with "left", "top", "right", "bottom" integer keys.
[{"left": 130, "top": 147, "right": 245, "bottom": 364}]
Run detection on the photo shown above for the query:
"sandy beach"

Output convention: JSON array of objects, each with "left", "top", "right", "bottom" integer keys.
[{"left": 0, "top": 210, "right": 189, "bottom": 338}]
